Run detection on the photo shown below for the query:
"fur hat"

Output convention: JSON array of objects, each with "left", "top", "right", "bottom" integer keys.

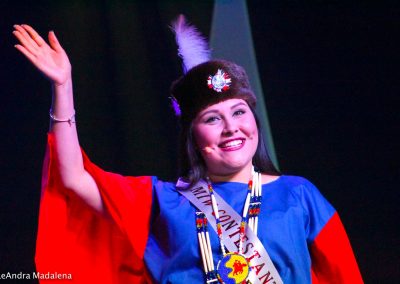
[
  {"left": 171, "top": 60, "right": 256, "bottom": 123},
  {"left": 170, "top": 15, "right": 256, "bottom": 123}
]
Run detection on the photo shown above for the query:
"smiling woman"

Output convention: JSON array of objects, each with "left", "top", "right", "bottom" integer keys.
[
  {"left": 14, "top": 15, "right": 363, "bottom": 284},
  {"left": 192, "top": 99, "right": 259, "bottom": 181},
  {"left": 171, "top": 58, "right": 280, "bottom": 189}
]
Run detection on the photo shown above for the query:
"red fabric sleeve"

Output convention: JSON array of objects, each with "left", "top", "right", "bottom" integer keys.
[
  {"left": 35, "top": 134, "right": 153, "bottom": 283},
  {"left": 310, "top": 212, "right": 363, "bottom": 284}
]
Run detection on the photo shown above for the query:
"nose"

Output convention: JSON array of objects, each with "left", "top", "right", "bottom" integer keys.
[{"left": 222, "top": 118, "right": 238, "bottom": 136}]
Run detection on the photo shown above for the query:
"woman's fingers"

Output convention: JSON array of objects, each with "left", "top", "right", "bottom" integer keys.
[
  {"left": 13, "top": 25, "right": 39, "bottom": 51},
  {"left": 48, "top": 31, "right": 63, "bottom": 52},
  {"left": 13, "top": 25, "right": 63, "bottom": 55},
  {"left": 13, "top": 24, "right": 72, "bottom": 85},
  {"left": 22, "top": 24, "right": 47, "bottom": 48},
  {"left": 12, "top": 29, "right": 37, "bottom": 56}
]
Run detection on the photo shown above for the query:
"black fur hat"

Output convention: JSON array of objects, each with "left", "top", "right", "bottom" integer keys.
[
  {"left": 171, "top": 59, "right": 256, "bottom": 123},
  {"left": 170, "top": 15, "right": 256, "bottom": 123}
]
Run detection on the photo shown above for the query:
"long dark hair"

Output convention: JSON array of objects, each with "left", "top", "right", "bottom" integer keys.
[{"left": 178, "top": 105, "right": 280, "bottom": 185}]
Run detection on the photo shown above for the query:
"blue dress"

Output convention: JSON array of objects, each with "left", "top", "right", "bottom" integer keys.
[
  {"left": 37, "top": 135, "right": 363, "bottom": 283},
  {"left": 144, "top": 176, "right": 334, "bottom": 283}
]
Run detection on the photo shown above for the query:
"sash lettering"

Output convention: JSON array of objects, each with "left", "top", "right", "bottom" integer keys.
[{"left": 176, "top": 179, "right": 283, "bottom": 284}]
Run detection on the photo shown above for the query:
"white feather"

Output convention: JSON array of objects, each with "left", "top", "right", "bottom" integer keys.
[{"left": 171, "top": 15, "right": 211, "bottom": 73}]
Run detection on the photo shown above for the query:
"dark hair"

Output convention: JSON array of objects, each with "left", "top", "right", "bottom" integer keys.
[{"left": 178, "top": 105, "right": 280, "bottom": 185}]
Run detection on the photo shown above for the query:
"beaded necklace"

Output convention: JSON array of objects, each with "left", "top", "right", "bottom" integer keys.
[{"left": 196, "top": 167, "right": 262, "bottom": 283}]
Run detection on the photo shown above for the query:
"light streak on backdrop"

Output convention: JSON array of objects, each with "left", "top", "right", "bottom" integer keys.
[{"left": 210, "top": 0, "right": 279, "bottom": 169}]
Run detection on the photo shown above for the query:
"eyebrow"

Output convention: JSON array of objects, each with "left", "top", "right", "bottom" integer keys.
[
  {"left": 230, "top": 101, "right": 248, "bottom": 109},
  {"left": 198, "top": 101, "right": 248, "bottom": 118}
]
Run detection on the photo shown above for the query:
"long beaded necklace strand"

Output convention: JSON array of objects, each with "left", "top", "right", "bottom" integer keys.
[{"left": 196, "top": 167, "right": 262, "bottom": 283}]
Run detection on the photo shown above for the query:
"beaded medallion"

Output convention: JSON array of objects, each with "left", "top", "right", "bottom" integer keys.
[
  {"left": 216, "top": 253, "right": 250, "bottom": 284},
  {"left": 196, "top": 168, "right": 262, "bottom": 284}
]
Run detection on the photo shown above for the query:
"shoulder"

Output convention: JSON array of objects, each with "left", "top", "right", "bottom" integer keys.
[
  {"left": 153, "top": 178, "right": 177, "bottom": 191},
  {"left": 276, "top": 176, "right": 337, "bottom": 241},
  {"left": 150, "top": 177, "right": 183, "bottom": 198},
  {"left": 272, "top": 175, "right": 318, "bottom": 192},
  {"left": 277, "top": 175, "right": 334, "bottom": 212},
  {"left": 262, "top": 173, "right": 315, "bottom": 187},
  {"left": 262, "top": 174, "right": 325, "bottom": 208}
]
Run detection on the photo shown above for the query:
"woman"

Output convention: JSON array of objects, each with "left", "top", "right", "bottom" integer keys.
[{"left": 13, "top": 16, "right": 362, "bottom": 284}]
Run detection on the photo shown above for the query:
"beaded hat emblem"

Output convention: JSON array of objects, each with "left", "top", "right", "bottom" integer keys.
[{"left": 207, "top": 69, "right": 232, "bottom": 92}]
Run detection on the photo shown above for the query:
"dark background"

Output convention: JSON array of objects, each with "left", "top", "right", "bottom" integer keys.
[{"left": 1, "top": 0, "right": 398, "bottom": 283}]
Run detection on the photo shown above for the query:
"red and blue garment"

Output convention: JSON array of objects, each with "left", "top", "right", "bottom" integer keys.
[{"left": 36, "top": 134, "right": 363, "bottom": 283}]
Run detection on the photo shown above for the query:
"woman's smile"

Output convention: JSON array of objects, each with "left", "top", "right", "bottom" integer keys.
[
  {"left": 192, "top": 98, "right": 258, "bottom": 178},
  {"left": 218, "top": 138, "right": 246, "bottom": 151}
]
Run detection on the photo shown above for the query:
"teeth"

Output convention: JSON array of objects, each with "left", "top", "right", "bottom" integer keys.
[{"left": 221, "top": 140, "right": 243, "bottom": 148}]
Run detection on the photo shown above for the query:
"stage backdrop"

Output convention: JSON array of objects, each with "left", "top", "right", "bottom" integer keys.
[{"left": 0, "top": 1, "right": 398, "bottom": 283}]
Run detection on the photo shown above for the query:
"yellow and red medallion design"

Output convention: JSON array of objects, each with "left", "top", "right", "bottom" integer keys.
[{"left": 217, "top": 253, "right": 250, "bottom": 284}]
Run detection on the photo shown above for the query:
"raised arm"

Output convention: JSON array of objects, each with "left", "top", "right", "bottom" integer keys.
[{"left": 13, "top": 25, "right": 104, "bottom": 212}]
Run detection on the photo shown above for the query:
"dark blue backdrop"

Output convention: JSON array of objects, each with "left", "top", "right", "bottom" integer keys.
[{"left": 0, "top": 1, "right": 398, "bottom": 282}]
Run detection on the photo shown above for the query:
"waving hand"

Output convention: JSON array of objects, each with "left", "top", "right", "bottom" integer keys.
[{"left": 13, "top": 24, "right": 71, "bottom": 86}]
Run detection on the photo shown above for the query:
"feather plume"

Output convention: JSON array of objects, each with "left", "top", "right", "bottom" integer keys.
[
  {"left": 169, "top": 96, "right": 182, "bottom": 116},
  {"left": 171, "top": 15, "right": 211, "bottom": 73}
]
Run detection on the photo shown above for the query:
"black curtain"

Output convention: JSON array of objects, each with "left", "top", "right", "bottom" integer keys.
[{"left": 1, "top": 0, "right": 398, "bottom": 282}]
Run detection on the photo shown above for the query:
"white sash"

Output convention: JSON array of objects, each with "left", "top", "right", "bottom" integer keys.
[{"left": 176, "top": 179, "right": 283, "bottom": 284}]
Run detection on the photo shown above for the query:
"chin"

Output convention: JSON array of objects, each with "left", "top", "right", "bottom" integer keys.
[
  {"left": 204, "top": 149, "right": 256, "bottom": 176},
  {"left": 216, "top": 159, "right": 253, "bottom": 175},
  {"left": 222, "top": 152, "right": 254, "bottom": 169}
]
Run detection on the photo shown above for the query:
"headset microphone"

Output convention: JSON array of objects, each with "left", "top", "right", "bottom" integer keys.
[{"left": 202, "top": 146, "right": 214, "bottom": 154}]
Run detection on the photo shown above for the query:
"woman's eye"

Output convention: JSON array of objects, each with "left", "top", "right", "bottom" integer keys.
[
  {"left": 233, "top": 109, "right": 245, "bottom": 116},
  {"left": 205, "top": 116, "right": 219, "bottom": 123}
]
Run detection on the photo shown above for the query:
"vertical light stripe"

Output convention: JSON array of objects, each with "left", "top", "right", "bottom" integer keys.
[{"left": 210, "top": 0, "right": 279, "bottom": 168}]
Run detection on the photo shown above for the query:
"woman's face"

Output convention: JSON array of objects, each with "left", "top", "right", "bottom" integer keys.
[{"left": 192, "top": 98, "right": 258, "bottom": 177}]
